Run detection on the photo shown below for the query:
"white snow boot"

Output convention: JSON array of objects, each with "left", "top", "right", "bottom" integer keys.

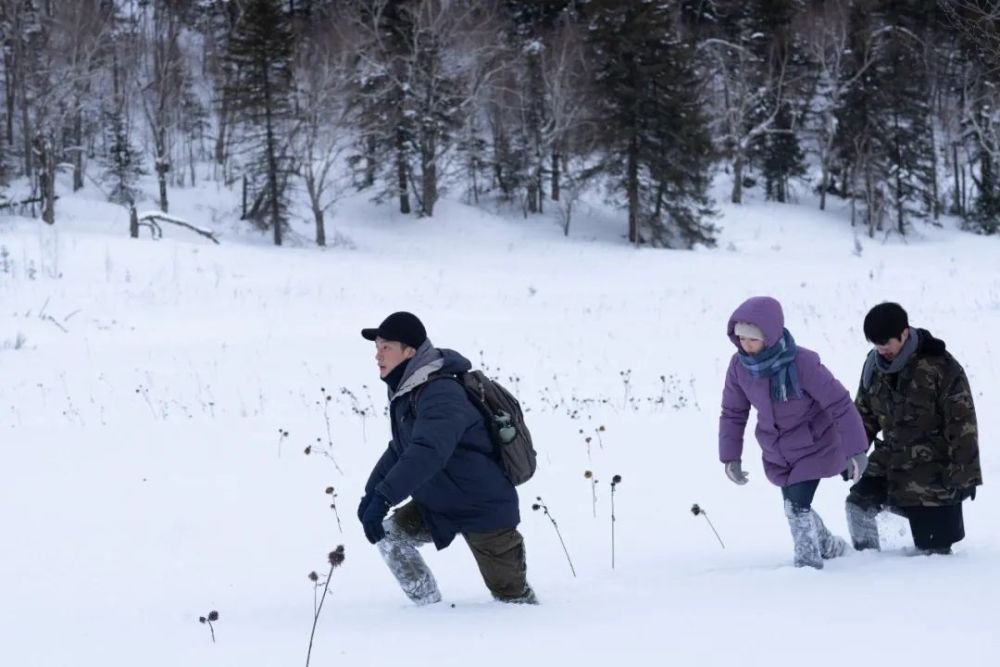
[
  {"left": 378, "top": 520, "right": 443, "bottom": 606},
  {"left": 813, "top": 511, "right": 848, "bottom": 560},
  {"left": 784, "top": 500, "right": 823, "bottom": 569},
  {"left": 846, "top": 500, "right": 881, "bottom": 551}
]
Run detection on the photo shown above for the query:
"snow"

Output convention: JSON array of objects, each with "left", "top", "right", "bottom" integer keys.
[{"left": 2, "top": 174, "right": 999, "bottom": 666}]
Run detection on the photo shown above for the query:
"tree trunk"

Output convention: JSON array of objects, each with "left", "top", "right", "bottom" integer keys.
[
  {"left": 73, "top": 106, "right": 84, "bottom": 191},
  {"left": 365, "top": 134, "right": 376, "bottom": 188},
  {"left": 189, "top": 139, "right": 196, "bottom": 188},
  {"left": 20, "top": 66, "right": 32, "bottom": 177},
  {"left": 952, "top": 143, "right": 961, "bottom": 216},
  {"left": 4, "top": 50, "right": 14, "bottom": 147},
  {"left": 258, "top": 55, "right": 282, "bottom": 245},
  {"left": 865, "top": 165, "right": 876, "bottom": 239},
  {"left": 469, "top": 151, "right": 479, "bottom": 205},
  {"left": 551, "top": 148, "right": 560, "bottom": 202},
  {"left": 34, "top": 135, "right": 56, "bottom": 225},
  {"left": 895, "top": 168, "right": 904, "bottom": 235},
  {"left": 627, "top": 130, "right": 639, "bottom": 245},
  {"left": 157, "top": 163, "right": 169, "bottom": 212},
  {"left": 314, "top": 206, "right": 326, "bottom": 247},
  {"left": 527, "top": 182, "right": 538, "bottom": 214},
  {"left": 395, "top": 126, "right": 410, "bottom": 214},
  {"left": 304, "top": 162, "right": 327, "bottom": 246},
  {"left": 215, "top": 90, "right": 229, "bottom": 166},
  {"left": 264, "top": 109, "right": 282, "bottom": 245},
  {"left": 44, "top": 157, "right": 55, "bottom": 225},
  {"left": 819, "top": 160, "right": 828, "bottom": 211},
  {"left": 961, "top": 159, "right": 967, "bottom": 214},
  {"left": 130, "top": 205, "right": 139, "bottom": 238},
  {"left": 536, "top": 160, "right": 543, "bottom": 214},
  {"left": 562, "top": 190, "right": 573, "bottom": 236},
  {"left": 156, "top": 127, "right": 169, "bottom": 212},
  {"left": 928, "top": 121, "right": 939, "bottom": 222},
  {"left": 421, "top": 133, "right": 436, "bottom": 216},
  {"left": 731, "top": 154, "right": 744, "bottom": 204}
]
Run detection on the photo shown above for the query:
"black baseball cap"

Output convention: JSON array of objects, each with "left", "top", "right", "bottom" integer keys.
[{"left": 361, "top": 312, "right": 427, "bottom": 348}]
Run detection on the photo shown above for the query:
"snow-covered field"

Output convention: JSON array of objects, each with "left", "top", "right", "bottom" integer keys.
[{"left": 2, "top": 180, "right": 998, "bottom": 666}]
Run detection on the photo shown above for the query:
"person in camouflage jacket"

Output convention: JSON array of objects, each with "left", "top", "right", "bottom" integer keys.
[{"left": 847, "top": 303, "right": 982, "bottom": 554}]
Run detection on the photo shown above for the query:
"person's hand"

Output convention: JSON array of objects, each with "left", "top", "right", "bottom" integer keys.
[
  {"left": 357, "top": 493, "right": 373, "bottom": 522},
  {"left": 841, "top": 452, "right": 868, "bottom": 483},
  {"left": 724, "top": 460, "right": 749, "bottom": 485},
  {"left": 361, "top": 493, "right": 392, "bottom": 544}
]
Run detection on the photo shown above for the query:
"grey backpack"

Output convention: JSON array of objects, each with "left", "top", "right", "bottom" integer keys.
[{"left": 414, "top": 370, "right": 537, "bottom": 485}]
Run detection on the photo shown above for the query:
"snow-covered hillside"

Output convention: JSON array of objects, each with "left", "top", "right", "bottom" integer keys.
[{"left": 2, "top": 181, "right": 998, "bottom": 666}]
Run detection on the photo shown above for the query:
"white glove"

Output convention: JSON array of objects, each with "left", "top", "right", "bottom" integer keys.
[{"left": 843, "top": 452, "right": 868, "bottom": 483}]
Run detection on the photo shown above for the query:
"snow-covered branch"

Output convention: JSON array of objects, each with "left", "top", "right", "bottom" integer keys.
[{"left": 137, "top": 211, "right": 221, "bottom": 245}]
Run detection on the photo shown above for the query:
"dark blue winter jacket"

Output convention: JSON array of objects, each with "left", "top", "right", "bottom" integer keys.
[{"left": 364, "top": 341, "right": 519, "bottom": 548}]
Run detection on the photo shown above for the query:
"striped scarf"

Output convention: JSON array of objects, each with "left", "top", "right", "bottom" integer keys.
[{"left": 739, "top": 328, "right": 803, "bottom": 403}]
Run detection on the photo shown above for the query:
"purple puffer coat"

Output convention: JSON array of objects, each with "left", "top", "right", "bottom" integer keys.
[{"left": 719, "top": 296, "right": 867, "bottom": 487}]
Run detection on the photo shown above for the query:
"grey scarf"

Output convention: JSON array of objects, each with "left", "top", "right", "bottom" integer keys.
[
  {"left": 861, "top": 327, "right": 919, "bottom": 389},
  {"left": 389, "top": 339, "right": 443, "bottom": 401}
]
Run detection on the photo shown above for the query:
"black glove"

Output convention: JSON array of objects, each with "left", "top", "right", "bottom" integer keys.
[
  {"left": 958, "top": 487, "right": 977, "bottom": 502},
  {"left": 357, "top": 493, "right": 373, "bottom": 522},
  {"left": 360, "top": 493, "right": 392, "bottom": 544}
]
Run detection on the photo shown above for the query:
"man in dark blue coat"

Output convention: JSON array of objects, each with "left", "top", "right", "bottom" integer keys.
[{"left": 357, "top": 312, "right": 536, "bottom": 605}]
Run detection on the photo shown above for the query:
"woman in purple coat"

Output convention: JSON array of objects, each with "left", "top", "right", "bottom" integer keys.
[{"left": 719, "top": 296, "right": 869, "bottom": 569}]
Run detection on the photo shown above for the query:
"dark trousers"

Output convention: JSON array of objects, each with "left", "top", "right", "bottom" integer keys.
[
  {"left": 389, "top": 502, "right": 531, "bottom": 601},
  {"left": 847, "top": 475, "right": 965, "bottom": 551},
  {"left": 782, "top": 479, "right": 821, "bottom": 512}
]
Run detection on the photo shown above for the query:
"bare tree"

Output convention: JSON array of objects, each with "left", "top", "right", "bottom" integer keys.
[
  {"left": 1, "top": 0, "right": 45, "bottom": 178},
  {"left": 541, "top": 15, "right": 589, "bottom": 205},
  {"left": 702, "top": 37, "right": 793, "bottom": 204},
  {"left": 942, "top": 1, "right": 1000, "bottom": 223},
  {"left": 136, "top": 0, "right": 188, "bottom": 213},
  {"left": 292, "top": 10, "right": 356, "bottom": 246},
  {"left": 17, "top": 0, "right": 113, "bottom": 223},
  {"left": 478, "top": 10, "right": 586, "bottom": 215},
  {"left": 797, "top": 1, "right": 881, "bottom": 211},
  {"left": 352, "top": 0, "right": 504, "bottom": 217},
  {"left": 226, "top": 0, "right": 295, "bottom": 246},
  {"left": 942, "top": 1, "right": 1000, "bottom": 73},
  {"left": 516, "top": 11, "right": 589, "bottom": 213}
]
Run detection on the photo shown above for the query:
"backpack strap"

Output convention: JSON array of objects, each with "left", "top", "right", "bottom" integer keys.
[{"left": 406, "top": 372, "right": 461, "bottom": 418}]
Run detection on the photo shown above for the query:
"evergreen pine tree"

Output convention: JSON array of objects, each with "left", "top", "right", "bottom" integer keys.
[
  {"left": 757, "top": 103, "right": 807, "bottom": 202},
  {"left": 833, "top": 0, "right": 891, "bottom": 235},
  {"left": 495, "top": 1, "right": 574, "bottom": 213},
  {"left": 349, "top": 1, "right": 418, "bottom": 215},
  {"left": 745, "top": 0, "right": 808, "bottom": 202},
  {"left": 878, "top": 0, "right": 937, "bottom": 234},
  {"left": 966, "top": 92, "right": 1000, "bottom": 234},
  {"left": 103, "top": 105, "right": 145, "bottom": 206},
  {"left": 970, "top": 143, "right": 1000, "bottom": 234},
  {"left": 586, "top": 0, "right": 716, "bottom": 246},
  {"left": 503, "top": 0, "right": 572, "bottom": 28},
  {"left": 349, "top": 0, "right": 480, "bottom": 217},
  {"left": 225, "top": 0, "right": 295, "bottom": 245}
]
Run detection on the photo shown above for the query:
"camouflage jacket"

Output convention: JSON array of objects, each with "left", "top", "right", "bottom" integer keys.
[{"left": 855, "top": 329, "right": 982, "bottom": 506}]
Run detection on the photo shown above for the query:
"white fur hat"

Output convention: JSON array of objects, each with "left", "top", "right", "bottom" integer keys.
[{"left": 734, "top": 321, "right": 765, "bottom": 341}]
